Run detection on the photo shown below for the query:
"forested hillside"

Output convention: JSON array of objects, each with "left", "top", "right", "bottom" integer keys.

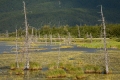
[{"left": 0, "top": 0, "right": 120, "bottom": 32}]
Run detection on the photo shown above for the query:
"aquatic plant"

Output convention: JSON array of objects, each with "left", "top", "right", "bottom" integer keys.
[
  {"left": 60, "top": 45, "right": 73, "bottom": 49},
  {"left": 29, "top": 62, "right": 41, "bottom": 70},
  {"left": 84, "top": 65, "right": 95, "bottom": 73},
  {"left": 10, "top": 62, "right": 24, "bottom": 70},
  {"left": 45, "top": 69, "right": 66, "bottom": 78},
  {"left": 84, "top": 65, "right": 104, "bottom": 74},
  {"left": 48, "top": 62, "right": 56, "bottom": 70},
  {"left": 15, "top": 69, "right": 24, "bottom": 75}
]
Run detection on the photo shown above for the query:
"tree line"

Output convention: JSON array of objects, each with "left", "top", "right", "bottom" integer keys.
[{"left": 2, "top": 24, "right": 120, "bottom": 38}]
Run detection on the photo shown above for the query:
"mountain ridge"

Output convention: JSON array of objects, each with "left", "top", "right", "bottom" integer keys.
[{"left": 0, "top": 0, "right": 120, "bottom": 32}]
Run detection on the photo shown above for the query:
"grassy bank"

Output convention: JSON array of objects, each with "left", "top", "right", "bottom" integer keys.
[
  {"left": 1, "top": 37, "right": 120, "bottom": 49},
  {"left": 0, "top": 50, "right": 120, "bottom": 79},
  {"left": 74, "top": 38, "right": 120, "bottom": 49}
]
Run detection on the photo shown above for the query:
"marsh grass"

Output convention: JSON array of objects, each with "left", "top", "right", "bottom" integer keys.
[
  {"left": 76, "top": 38, "right": 120, "bottom": 49},
  {"left": 15, "top": 69, "right": 24, "bottom": 75},
  {"left": 29, "top": 62, "right": 42, "bottom": 70},
  {"left": 48, "top": 62, "right": 57, "bottom": 70},
  {"left": 84, "top": 65, "right": 104, "bottom": 74},
  {"left": 45, "top": 69, "right": 66, "bottom": 78},
  {"left": 10, "top": 62, "right": 24, "bottom": 70},
  {"left": 60, "top": 45, "right": 73, "bottom": 48},
  {"left": 0, "top": 49, "right": 120, "bottom": 79}
]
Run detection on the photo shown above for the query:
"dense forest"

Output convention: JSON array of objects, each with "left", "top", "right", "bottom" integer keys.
[
  {"left": 0, "top": 0, "right": 120, "bottom": 32},
  {"left": 2, "top": 24, "right": 119, "bottom": 38}
]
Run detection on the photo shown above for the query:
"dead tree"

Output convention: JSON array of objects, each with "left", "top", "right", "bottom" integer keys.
[
  {"left": 98, "top": 5, "right": 109, "bottom": 74},
  {"left": 57, "top": 33, "right": 61, "bottom": 68},
  {"left": 6, "top": 30, "right": 9, "bottom": 38},
  {"left": 23, "top": 1, "right": 29, "bottom": 69},
  {"left": 50, "top": 34, "right": 52, "bottom": 45},
  {"left": 90, "top": 33, "right": 92, "bottom": 43},
  {"left": 86, "top": 32, "right": 89, "bottom": 39},
  {"left": 16, "top": 29, "right": 19, "bottom": 68},
  {"left": 31, "top": 27, "right": 34, "bottom": 42},
  {"left": 39, "top": 31, "right": 41, "bottom": 38},
  {"left": 45, "top": 34, "right": 47, "bottom": 46},
  {"left": 35, "top": 28, "right": 38, "bottom": 42},
  {"left": 77, "top": 25, "right": 80, "bottom": 38},
  {"left": 68, "top": 32, "right": 71, "bottom": 45}
]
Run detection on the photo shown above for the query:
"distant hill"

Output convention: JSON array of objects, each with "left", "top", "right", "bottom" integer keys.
[{"left": 0, "top": 0, "right": 120, "bottom": 32}]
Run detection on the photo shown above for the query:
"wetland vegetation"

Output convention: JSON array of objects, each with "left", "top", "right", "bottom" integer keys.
[
  {"left": 0, "top": 37, "right": 120, "bottom": 80},
  {"left": 0, "top": 0, "right": 120, "bottom": 80}
]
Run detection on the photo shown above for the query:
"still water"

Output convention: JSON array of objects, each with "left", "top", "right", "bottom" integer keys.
[
  {"left": 0, "top": 42, "right": 119, "bottom": 54},
  {"left": 0, "top": 42, "right": 14, "bottom": 53}
]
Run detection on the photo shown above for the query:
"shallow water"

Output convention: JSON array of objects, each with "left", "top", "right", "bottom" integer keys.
[
  {"left": 0, "top": 42, "right": 119, "bottom": 54},
  {"left": 38, "top": 44, "right": 98, "bottom": 53},
  {"left": 0, "top": 42, "right": 14, "bottom": 53}
]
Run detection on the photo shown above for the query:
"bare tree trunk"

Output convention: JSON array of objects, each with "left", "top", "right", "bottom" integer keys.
[
  {"left": 39, "top": 31, "right": 40, "bottom": 38},
  {"left": 68, "top": 32, "right": 71, "bottom": 45},
  {"left": 23, "top": 1, "right": 29, "bottom": 69},
  {"left": 77, "top": 25, "right": 80, "bottom": 38},
  {"left": 6, "top": 30, "right": 9, "bottom": 38},
  {"left": 99, "top": 5, "right": 109, "bottom": 74},
  {"left": 50, "top": 34, "right": 52, "bottom": 45},
  {"left": 16, "top": 29, "right": 19, "bottom": 68},
  {"left": 35, "top": 28, "right": 38, "bottom": 42},
  {"left": 31, "top": 27, "right": 34, "bottom": 42},
  {"left": 45, "top": 34, "right": 47, "bottom": 46},
  {"left": 57, "top": 33, "right": 61, "bottom": 68},
  {"left": 90, "top": 33, "right": 92, "bottom": 43}
]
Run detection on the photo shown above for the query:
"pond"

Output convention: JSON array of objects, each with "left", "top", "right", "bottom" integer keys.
[
  {"left": 0, "top": 42, "right": 14, "bottom": 54},
  {"left": 0, "top": 42, "right": 119, "bottom": 54},
  {"left": 38, "top": 44, "right": 98, "bottom": 53}
]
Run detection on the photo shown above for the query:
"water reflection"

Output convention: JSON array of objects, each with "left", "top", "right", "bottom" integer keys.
[
  {"left": 0, "top": 42, "right": 119, "bottom": 54},
  {"left": 0, "top": 42, "right": 14, "bottom": 53}
]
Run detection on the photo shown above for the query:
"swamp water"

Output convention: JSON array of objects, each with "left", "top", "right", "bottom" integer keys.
[
  {"left": 0, "top": 42, "right": 14, "bottom": 54},
  {"left": 0, "top": 42, "right": 119, "bottom": 53},
  {"left": 0, "top": 42, "right": 120, "bottom": 80}
]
